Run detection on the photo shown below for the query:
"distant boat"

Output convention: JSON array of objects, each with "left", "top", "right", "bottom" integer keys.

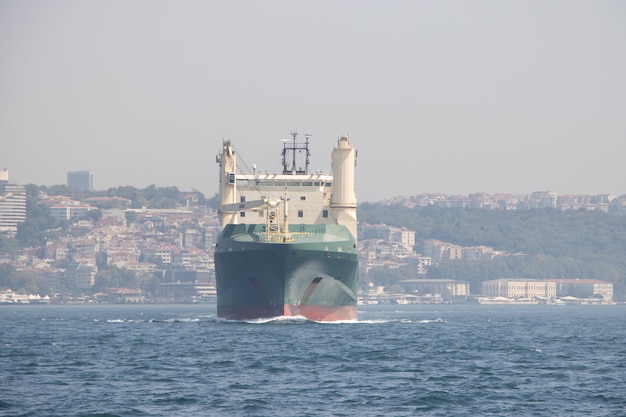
[
  {"left": 214, "top": 133, "right": 359, "bottom": 321},
  {"left": 394, "top": 296, "right": 409, "bottom": 305}
]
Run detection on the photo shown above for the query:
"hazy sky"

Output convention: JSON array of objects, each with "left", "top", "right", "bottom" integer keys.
[{"left": 1, "top": 1, "right": 625, "bottom": 202}]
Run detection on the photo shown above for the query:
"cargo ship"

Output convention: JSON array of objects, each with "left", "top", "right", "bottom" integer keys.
[{"left": 214, "top": 132, "right": 358, "bottom": 321}]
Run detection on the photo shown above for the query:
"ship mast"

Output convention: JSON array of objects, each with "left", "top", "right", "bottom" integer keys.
[{"left": 281, "top": 131, "right": 311, "bottom": 174}]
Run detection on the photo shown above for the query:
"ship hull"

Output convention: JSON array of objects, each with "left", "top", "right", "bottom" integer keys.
[
  {"left": 214, "top": 224, "right": 358, "bottom": 321},
  {"left": 217, "top": 304, "right": 356, "bottom": 322}
]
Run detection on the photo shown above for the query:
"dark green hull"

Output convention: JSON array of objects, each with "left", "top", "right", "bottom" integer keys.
[{"left": 214, "top": 224, "right": 358, "bottom": 321}]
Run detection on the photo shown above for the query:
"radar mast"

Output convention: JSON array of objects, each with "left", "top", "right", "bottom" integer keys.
[{"left": 281, "top": 131, "right": 311, "bottom": 174}]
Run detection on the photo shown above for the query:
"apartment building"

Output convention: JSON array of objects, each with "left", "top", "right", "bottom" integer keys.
[
  {"left": 389, "top": 227, "right": 416, "bottom": 249},
  {"left": 48, "top": 201, "right": 96, "bottom": 223},
  {"left": 0, "top": 170, "right": 26, "bottom": 236}
]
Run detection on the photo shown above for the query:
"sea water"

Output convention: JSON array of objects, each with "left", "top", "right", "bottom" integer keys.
[{"left": 1, "top": 303, "right": 625, "bottom": 416}]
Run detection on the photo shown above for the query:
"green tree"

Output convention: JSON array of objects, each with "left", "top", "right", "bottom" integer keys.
[
  {"left": 0, "top": 234, "right": 18, "bottom": 257},
  {"left": 95, "top": 252, "right": 108, "bottom": 270},
  {"left": 359, "top": 202, "right": 626, "bottom": 299},
  {"left": 93, "top": 266, "right": 139, "bottom": 292},
  {"left": 0, "top": 263, "right": 16, "bottom": 287},
  {"left": 15, "top": 187, "right": 58, "bottom": 248},
  {"left": 86, "top": 209, "right": 102, "bottom": 222}
]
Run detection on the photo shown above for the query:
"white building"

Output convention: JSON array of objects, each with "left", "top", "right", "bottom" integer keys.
[
  {"left": 416, "top": 256, "right": 432, "bottom": 275},
  {"left": 48, "top": 201, "right": 96, "bottom": 223},
  {"left": 0, "top": 170, "right": 26, "bottom": 236},
  {"left": 482, "top": 278, "right": 556, "bottom": 300},
  {"left": 389, "top": 227, "right": 416, "bottom": 250}
]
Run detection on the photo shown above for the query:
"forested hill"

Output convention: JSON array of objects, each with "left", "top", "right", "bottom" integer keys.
[{"left": 358, "top": 202, "right": 626, "bottom": 298}]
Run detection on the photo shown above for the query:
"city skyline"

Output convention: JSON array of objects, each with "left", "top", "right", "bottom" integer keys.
[
  {"left": 3, "top": 166, "right": 626, "bottom": 205},
  {"left": 2, "top": 1, "right": 625, "bottom": 202}
]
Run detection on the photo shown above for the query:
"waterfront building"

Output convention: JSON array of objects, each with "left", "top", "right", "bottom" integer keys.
[
  {"left": 549, "top": 278, "right": 613, "bottom": 301},
  {"left": 397, "top": 278, "right": 470, "bottom": 301},
  {"left": 482, "top": 278, "right": 556, "bottom": 300},
  {"left": 65, "top": 261, "right": 97, "bottom": 290},
  {"left": 93, "top": 287, "right": 143, "bottom": 303}
]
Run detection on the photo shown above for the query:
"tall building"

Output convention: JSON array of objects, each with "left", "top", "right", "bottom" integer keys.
[
  {"left": 67, "top": 170, "right": 93, "bottom": 192},
  {"left": 0, "top": 169, "right": 27, "bottom": 236}
]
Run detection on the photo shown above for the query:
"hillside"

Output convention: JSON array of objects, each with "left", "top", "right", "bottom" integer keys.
[{"left": 358, "top": 202, "right": 626, "bottom": 299}]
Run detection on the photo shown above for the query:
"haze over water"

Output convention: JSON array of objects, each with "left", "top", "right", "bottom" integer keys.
[
  {"left": 2, "top": 303, "right": 625, "bottom": 416},
  {"left": 2, "top": 2, "right": 625, "bottom": 201}
]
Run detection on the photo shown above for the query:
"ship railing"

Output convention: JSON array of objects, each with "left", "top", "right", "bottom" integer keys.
[{"left": 256, "top": 231, "right": 321, "bottom": 243}]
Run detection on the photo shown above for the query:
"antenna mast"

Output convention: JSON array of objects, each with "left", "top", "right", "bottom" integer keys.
[{"left": 281, "top": 131, "right": 311, "bottom": 174}]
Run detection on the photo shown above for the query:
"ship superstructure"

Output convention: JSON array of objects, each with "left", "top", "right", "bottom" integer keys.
[{"left": 214, "top": 132, "right": 358, "bottom": 321}]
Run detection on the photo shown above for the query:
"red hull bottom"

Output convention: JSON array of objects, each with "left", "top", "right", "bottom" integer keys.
[{"left": 218, "top": 304, "right": 357, "bottom": 322}]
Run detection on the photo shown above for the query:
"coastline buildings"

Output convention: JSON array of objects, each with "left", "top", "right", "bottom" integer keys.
[
  {"left": 397, "top": 278, "right": 470, "bottom": 301},
  {"left": 481, "top": 278, "right": 614, "bottom": 302},
  {"left": 1, "top": 183, "right": 624, "bottom": 303},
  {"left": 552, "top": 278, "right": 614, "bottom": 301},
  {"left": 482, "top": 279, "right": 557, "bottom": 300},
  {"left": 1, "top": 185, "right": 220, "bottom": 302},
  {"left": 47, "top": 200, "right": 97, "bottom": 223},
  {"left": 0, "top": 169, "right": 26, "bottom": 236},
  {"left": 392, "top": 192, "right": 626, "bottom": 213},
  {"left": 424, "top": 239, "right": 503, "bottom": 262}
]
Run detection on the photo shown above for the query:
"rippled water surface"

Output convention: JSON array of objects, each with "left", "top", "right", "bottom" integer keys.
[{"left": 2, "top": 304, "right": 626, "bottom": 416}]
